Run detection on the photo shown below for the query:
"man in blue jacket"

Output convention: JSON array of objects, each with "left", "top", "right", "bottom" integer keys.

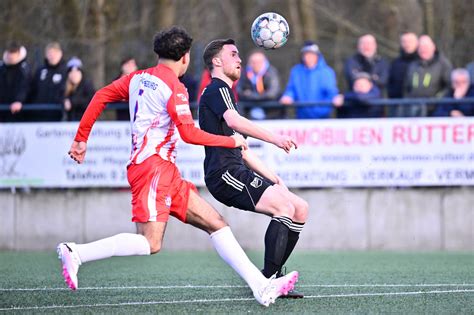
[{"left": 280, "top": 41, "right": 338, "bottom": 119}]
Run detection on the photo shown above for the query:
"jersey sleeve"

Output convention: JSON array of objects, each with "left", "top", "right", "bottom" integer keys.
[
  {"left": 207, "top": 85, "right": 237, "bottom": 118},
  {"left": 167, "top": 83, "right": 195, "bottom": 126},
  {"left": 168, "top": 83, "right": 235, "bottom": 148},
  {"left": 74, "top": 74, "right": 131, "bottom": 142}
]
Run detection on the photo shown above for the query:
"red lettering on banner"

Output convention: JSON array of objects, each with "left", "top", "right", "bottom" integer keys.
[
  {"left": 468, "top": 124, "right": 474, "bottom": 142},
  {"left": 392, "top": 123, "right": 473, "bottom": 144},
  {"left": 393, "top": 125, "right": 405, "bottom": 143},
  {"left": 278, "top": 127, "right": 383, "bottom": 146},
  {"left": 453, "top": 124, "right": 463, "bottom": 144}
]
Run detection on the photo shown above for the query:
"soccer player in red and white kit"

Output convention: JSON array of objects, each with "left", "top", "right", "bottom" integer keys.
[{"left": 57, "top": 27, "right": 298, "bottom": 307}]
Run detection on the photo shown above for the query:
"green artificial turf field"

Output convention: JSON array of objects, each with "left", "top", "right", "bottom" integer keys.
[{"left": 0, "top": 251, "right": 472, "bottom": 314}]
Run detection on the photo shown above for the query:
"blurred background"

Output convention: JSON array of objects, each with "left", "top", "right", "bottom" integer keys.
[{"left": 0, "top": 0, "right": 473, "bottom": 90}]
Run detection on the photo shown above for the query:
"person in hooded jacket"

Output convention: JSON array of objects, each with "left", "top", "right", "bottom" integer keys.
[
  {"left": 280, "top": 41, "right": 338, "bottom": 119},
  {"left": 63, "top": 57, "right": 95, "bottom": 121},
  {"left": 27, "top": 42, "right": 68, "bottom": 121},
  {"left": 403, "top": 35, "right": 452, "bottom": 117},
  {"left": 0, "top": 43, "right": 31, "bottom": 122}
]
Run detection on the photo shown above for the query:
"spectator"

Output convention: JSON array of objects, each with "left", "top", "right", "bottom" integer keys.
[
  {"left": 432, "top": 68, "right": 474, "bottom": 117},
  {"left": 116, "top": 57, "right": 138, "bottom": 121},
  {"left": 388, "top": 32, "right": 418, "bottom": 99},
  {"left": 403, "top": 35, "right": 452, "bottom": 117},
  {"left": 117, "top": 56, "right": 138, "bottom": 79},
  {"left": 344, "top": 34, "right": 389, "bottom": 92},
  {"left": 197, "top": 68, "right": 238, "bottom": 101},
  {"left": 237, "top": 50, "right": 281, "bottom": 119},
  {"left": 280, "top": 41, "right": 338, "bottom": 119},
  {"left": 0, "top": 43, "right": 30, "bottom": 122},
  {"left": 333, "top": 72, "right": 382, "bottom": 118},
  {"left": 179, "top": 73, "right": 198, "bottom": 102},
  {"left": 63, "top": 57, "right": 95, "bottom": 121},
  {"left": 27, "top": 41, "right": 68, "bottom": 121},
  {"left": 466, "top": 61, "right": 474, "bottom": 84}
]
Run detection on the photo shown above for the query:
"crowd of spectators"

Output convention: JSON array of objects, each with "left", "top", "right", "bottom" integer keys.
[{"left": 1, "top": 32, "right": 473, "bottom": 122}]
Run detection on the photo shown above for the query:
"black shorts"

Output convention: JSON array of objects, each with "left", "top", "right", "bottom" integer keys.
[{"left": 205, "top": 166, "right": 274, "bottom": 211}]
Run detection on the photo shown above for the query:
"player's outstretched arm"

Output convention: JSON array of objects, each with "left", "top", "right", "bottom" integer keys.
[
  {"left": 177, "top": 123, "right": 248, "bottom": 150},
  {"left": 223, "top": 109, "right": 297, "bottom": 153},
  {"left": 241, "top": 148, "right": 278, "bottom": 183},
  {"left": 70, "top": 75, "right": 131, "bottom": 163}
]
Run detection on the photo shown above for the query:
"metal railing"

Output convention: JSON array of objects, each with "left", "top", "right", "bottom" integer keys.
[{"left": 1, "top": 97, "right": 473, "bottom": 119}]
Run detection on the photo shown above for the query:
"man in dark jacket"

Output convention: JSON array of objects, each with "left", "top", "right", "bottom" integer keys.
[
  {"left": 27, "top": 42, "right": 68, "bottom": 121},
  {"left": 388, "top": 32, "right": 419, "bottom": 116},
  {"left": 403, "top": 35, "right": 452, "bottom": 117},
  {"left": 237, "top": 50, "right": 280, "bottom": 119},
  {"left": 344, "top": 34, "right": 389, "bottom": 93},
  {"left": 388, "top": 33, "right": 418, "bottom": 98},
  {"left": 0, "top": 43, "right": 30, "bottom": 122}
]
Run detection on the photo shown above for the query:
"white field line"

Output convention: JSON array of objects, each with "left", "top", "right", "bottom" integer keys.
[
  {"left": 1, "top": 283, "right": 474, "bottom": 292},
  {"left": 0, "top": 289, "right": 473, "bottom": 311}
]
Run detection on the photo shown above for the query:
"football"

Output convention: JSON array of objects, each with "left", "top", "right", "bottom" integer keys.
[{"left": 251, "top": 12, "right": 290, "bottom": 49}]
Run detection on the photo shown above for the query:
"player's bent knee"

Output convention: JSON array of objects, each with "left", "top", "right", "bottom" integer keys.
[
  {"left": 294, "top": 198, "right": 309, "bottom": 222},
  {"left": 273, "top": 201, "right": 295, "bottom": 218}
]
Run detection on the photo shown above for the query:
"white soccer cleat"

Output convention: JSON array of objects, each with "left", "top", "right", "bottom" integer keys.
[
  {"left": 57, "top": 242, "right": 82, "bottom": 290},
  {"left": 254, "top": 271, "right": 299, "bottom": 306}
]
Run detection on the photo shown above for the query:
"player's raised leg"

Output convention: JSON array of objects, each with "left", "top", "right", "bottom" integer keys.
[
  {"left": 57, "top": 229, "right": 153, "bottom": 290},
  {"left": 185, "top": 188, "right": 298, "bottom": 306}
]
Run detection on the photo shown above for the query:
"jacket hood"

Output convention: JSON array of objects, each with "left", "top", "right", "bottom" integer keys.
[
  {"left": 2, "top": 46, "right": 27, "bottom": 65},
  {"left": 302, "top": 52, "right": 329, "bottom": 70}
]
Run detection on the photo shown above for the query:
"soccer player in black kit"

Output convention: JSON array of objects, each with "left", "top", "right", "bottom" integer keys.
[{"left": 199, "top": 39, "right": 309, "bottom": 298}]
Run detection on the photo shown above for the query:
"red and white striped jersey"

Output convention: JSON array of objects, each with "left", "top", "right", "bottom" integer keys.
[
  {"left": 74, "top": 64, "right": 235, "bottom": 166},
  {"left": 125, "top": 65, "right": 194, "bottom": 164}
]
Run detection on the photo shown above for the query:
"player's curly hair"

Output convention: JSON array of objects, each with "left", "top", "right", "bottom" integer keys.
[
  {"left": 203, "top": 38, "right": 235, "bottom": 71},
  {"left": 153, "top": 26, "right": 193, "bottom": 61}
]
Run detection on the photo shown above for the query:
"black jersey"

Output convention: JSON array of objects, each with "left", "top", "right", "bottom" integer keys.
[{"left": 199, "top": 78, "right": 245, "bottom": 179}]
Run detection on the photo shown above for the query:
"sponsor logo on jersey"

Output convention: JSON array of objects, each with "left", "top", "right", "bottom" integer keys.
[
  {"left": 177, "top": 93, "right": 188, "bottom": 102},
  {"left": 250, "top": 177, "right": 262, "bottom": 188},
  {"left": 143, "top": 80, "right": 158, "bottom": 90},
  {"left": 165, "top": 195, "right": 172, "bottom": 208},
  {"left": 176, "top": 104, "right": 191, "bottom": 116}
]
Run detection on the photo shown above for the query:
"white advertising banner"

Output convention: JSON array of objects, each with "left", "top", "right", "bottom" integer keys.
[{"left": 0, "top": 118, "right": 473, "bottom": 188}]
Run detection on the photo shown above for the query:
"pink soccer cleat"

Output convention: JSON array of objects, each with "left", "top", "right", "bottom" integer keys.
[
  {"left": 57, "top": 242, "right": 82, "bottom": 290},
  {"left": 254, "top": 271, "right": 299, "bottom": 306}
]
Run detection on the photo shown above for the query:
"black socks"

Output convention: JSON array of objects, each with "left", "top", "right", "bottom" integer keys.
[{"left": 262, "top": 216, "right": 305, "bottom": 278}]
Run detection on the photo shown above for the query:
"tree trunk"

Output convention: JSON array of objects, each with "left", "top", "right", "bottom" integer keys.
[{"left": 299, "top": 0, "right": 317, "bottom": 41}]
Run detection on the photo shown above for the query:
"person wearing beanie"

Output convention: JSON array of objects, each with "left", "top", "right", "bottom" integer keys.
[
  {"left": 280, "top": 41, "right": 339, "bottom": 119},
  {"left": 63, "top": 57, "right": 95, "bottom": 121}
]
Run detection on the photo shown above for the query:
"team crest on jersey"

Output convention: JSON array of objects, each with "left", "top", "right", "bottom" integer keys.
[
  {"left": 165, "top": 195, "right": 172, "bottom": 208},
  {"left": 250, "top": 177, "right": 262, "bottom": 188},
  {"left": 176, "top": 104, "right": 191, "bottom": 116},
  {"left": 177, "top": 93, "right": 188, "bottom": 102}
]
